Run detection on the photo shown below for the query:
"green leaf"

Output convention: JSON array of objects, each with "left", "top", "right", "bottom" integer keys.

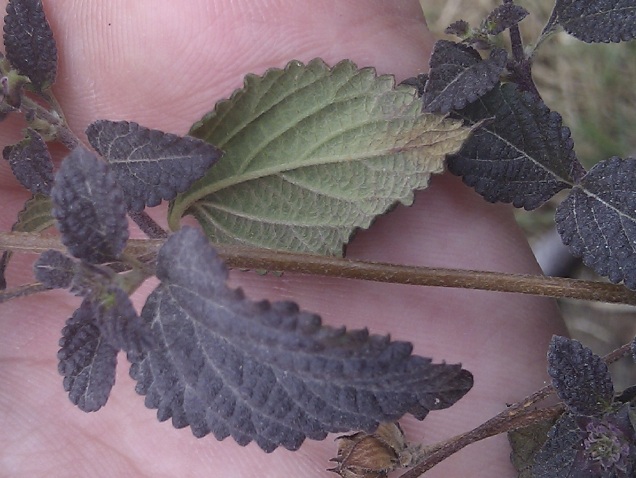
[
  {"left": 508, "top": 418, "right": 557, "bottom": 478},
  {"left": 168, "top": 59, "right": 471, "bottom": 256}
]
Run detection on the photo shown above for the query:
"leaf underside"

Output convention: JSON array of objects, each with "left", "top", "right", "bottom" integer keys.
[
  {"left": 555, "top": 0, "right": 636, "bottom": 43},
  {"left": 129, "top": 227, "right": 473, "bottom": 452},
  {"left": 423, "top": 40, "right": 507, "bottom": 114},
  {"left": 555, "top": 157, "right": 636, "bottom": 289},
  {"left": 3, "top": 0, "right": 57, "bottom": 91},
  {"left": 86, "top": 120, "right": 223, "bottom": 212},
  {"left": 508, "top": 418, "right": 557, "bottom": 478},
  {"left": 58, "top": 301, "right": 118, "bottom": 412},
  {"left": 447, "top": 83, "right": 585, "bottom": 210},
  {"left": 547, "top": 336, "right": 613, "bottom": 416},
  {"left": 169, "top": 58, "right": 471, "bottom": 256},
  {"left": 51, "top": 147, "right": 129, "bottom": 264}
]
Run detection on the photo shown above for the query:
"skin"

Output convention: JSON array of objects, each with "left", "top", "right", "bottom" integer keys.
[{"left": 0, "top": 1, "right": 568, "bottom": 476}]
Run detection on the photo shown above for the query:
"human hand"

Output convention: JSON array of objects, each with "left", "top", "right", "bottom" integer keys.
[{"left": 0, "top": 1, "right": 567, "bottom": 476}]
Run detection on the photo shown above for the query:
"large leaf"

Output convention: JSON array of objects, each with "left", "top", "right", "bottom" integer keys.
[
  {"left": 3, "top": 0, "right": 57, "bottom": 91},
  {"left": 129, "top": 227, "right": 473, "bottom": 452},
  {"left": 86, "top": 120, "right": 222, "bottom": 212},
  {"left": 168, "top": 59, "right": 471, "bottom": 256},
  {"left": 555, "top": 0, "right": 636, "bottom": 43},
  {"left": 555, "top": 157, "right": 636, "bottom": 289},
  {"left": 447, "top": 83, "right": 585, "bottom": 210}
]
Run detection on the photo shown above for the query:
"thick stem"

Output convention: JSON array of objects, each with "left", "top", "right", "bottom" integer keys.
[{"left": 2, "top": 232, "right": 636, "bottom": 306}]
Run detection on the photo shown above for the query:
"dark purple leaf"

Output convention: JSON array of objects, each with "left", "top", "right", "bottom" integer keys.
[
  {"left": 399, "top": 73, "right": 428, "bottom": 96},
  {"left": 33, "top": 249, "right": 75, "bottom": 289},
  {"left": 58, "top": 301, "right": 118, "bottom": 412},
  {"left": 548, "top": 336, "right": 614, "bottom": 416},
  {"left": 423, "top": 40, "right": 507, "bottom": 114},
  {"left": 555, "top": 157, "right": 636, "bottom": 289},
  {"left": 51, "top": 147, "right": 129, "bottom": 264},
  {"left": 3, "top": 0, "right": 57, "bottom": 91},
  {"left": 532, "top": 413, "right": 584, "bottom": 478},
  {"left": 129, "top": 227, "right": 473, "bottom": 452},
  {"left": 483, "top": 4, "right": 529, "bottom": 35},
  {"left": 445, "top": 19, "right": 470, "bottom": 37},
  {"left": 448, "top": 83, "right": 585, "bottom": 210},
  {"left": 556, "top": 0, "right": 636, "bottom": 43},
  {"left": 3, "top": 128, "right": 53, "bottom": 194},
  {"left": 87, "top": 286, "right": 154, "bottom": 355},
  {"left": 86, "top": 120, "right": 222, "bottom": 212}
]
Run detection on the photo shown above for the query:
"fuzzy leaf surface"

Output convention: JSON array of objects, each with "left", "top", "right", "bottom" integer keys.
[
  {"left": 555, "top": 157, "right": 636, "bottom": 289},
  {"left": 555, "top": 0, "right": 636, "bottom": 43},
  {"left": 129, "top": 227, "right": 473, "bottom": 452},
  {"left": 483, "top": 4, "right": 529, "bottom": 35},
  {"left": 58, "top": 301, "right": 118, "bottom": 412},
  {"left": 86, "top": 120, "right": 222, "bottom": 212},
  {"left": 508, "top": 419, "right": 557, "bottom": 478},
  {"left": 168, "top": 59, "right": 470, "bottom": 255},
  {"left": 51, "top": 147, "right": 129, "bottom": 263},
  {"left": 3, "top": 128, "right": 53, "bottom": 194},
  {"left": 448, "top": 83, "right": 585, "bottom": 210},
  {"left": 86, "top": 286, "right": 154, "bottom": 355},
  {"left": 3, "top": 0, "right": 57, "bottom": 91},
  {"left": 548, "top": 336, "right": 613, "bottom": 416},
  {"left": 532, "top": 413, "right": 582, "bottom": 478},
  {"left": 423, "top": 40, "right": 507, "bottom": 114},
  {"left": 33, "top": 249, "right": 75, "bottom": 289}
]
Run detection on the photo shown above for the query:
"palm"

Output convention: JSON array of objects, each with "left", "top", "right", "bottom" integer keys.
[{"left": 0, "top": 1, "right": 565, "bottom": 477}]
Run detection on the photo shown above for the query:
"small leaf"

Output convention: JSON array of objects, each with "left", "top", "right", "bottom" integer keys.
[
  {"left": 3, "top": 128, "right": 53, "bottom": 194},
  {"left": 508, "top": 418, "right": 558, "bottom": 478},
  {"left": 555, "top": 157, "right": 636, "bottom": 289},
  {"left": 448, "top": 83, "right": 585, "bottom": 210},
  {"left": 548, "top": 336, "right": 614, "bottom": 416},
  {"left": 169, "top": 59, "right": 471, "bottom": 255},
  {"left": 399, "top": 73, "right": 428, "bottom": 96},
  {"left": 445, "top": 19, "right": 471, "bottom": 37},
  {"left": 51, "top": 146, "right": 129, "bottom": 263},
  {"left": 555, "top": 0, "right": 636, "bottom": 43},
  {"left": 532, "top": 413, "right": 582, "bottom": 478},
  {"left": 3, "top": 0, "right": 57, "bottom": 91},
  {"left": 423, "top": 40, "right": 507, "bottom": 114},
  {"left": 33, "top": 249, "right": 76, "bottom": 289},
  {"left": 86, "top": 120, "right": 222, "bottom": 212},
  {"left": 483, "top": 4, "right": 529, "bottom": 35},
  {"left": 12, "top": 193, "right": 54, "bottom": 232},
  {"left": 58, "top": 301, "right": 118, "bottom": 412},
  {"left": 129, "top": 227, "right": 473, "bottom": 452}
]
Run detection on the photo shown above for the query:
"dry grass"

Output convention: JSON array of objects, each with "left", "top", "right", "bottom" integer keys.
[{"left": 421, "top": 0, "right": 636, "bottom": 388}]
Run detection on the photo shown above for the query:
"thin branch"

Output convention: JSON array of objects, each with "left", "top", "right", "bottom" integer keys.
[
  {"left": 2, "top": 232, "right": 636, "bottom": 306},
  {"left": 0, "top": 282, "right": 50, "bottom": 303}
]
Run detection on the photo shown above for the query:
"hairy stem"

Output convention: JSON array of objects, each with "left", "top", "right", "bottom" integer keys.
[
  {"left": 20, "top": 95, "right": 80, "bottom": 150},
  {"left": 2, "top": 232, "right": 636, "bottom": 306}
]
